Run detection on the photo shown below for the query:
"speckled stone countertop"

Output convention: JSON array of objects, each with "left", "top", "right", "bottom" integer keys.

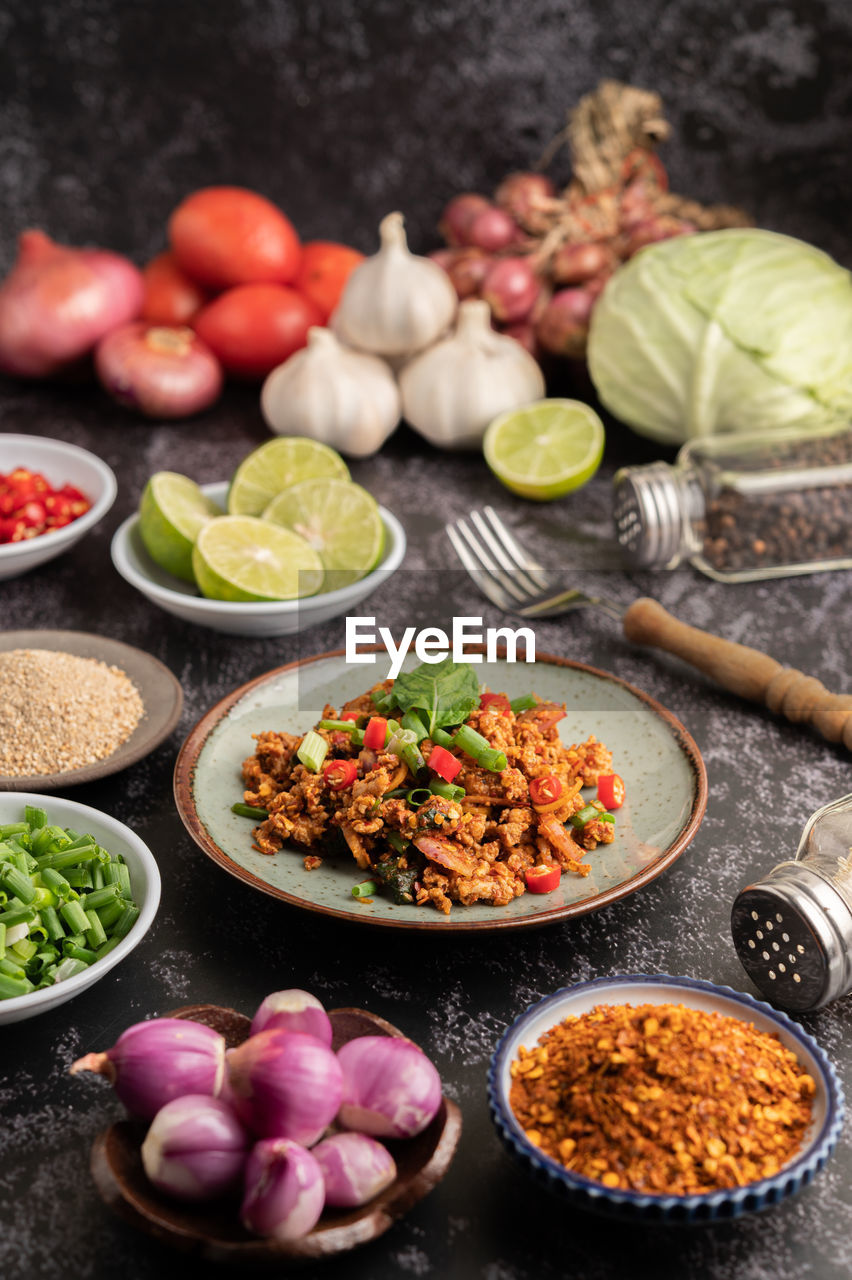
[{"left": 2, "top": 2, "right": 852, "bottom": 1278}]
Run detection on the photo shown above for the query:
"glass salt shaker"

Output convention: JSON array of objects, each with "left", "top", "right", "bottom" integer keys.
[
  {"left": 612, "top": 424, "right": 852, "bottom": 582},
  {"left": 731, "top": 794, "right": 852, "bottom": 1011}
]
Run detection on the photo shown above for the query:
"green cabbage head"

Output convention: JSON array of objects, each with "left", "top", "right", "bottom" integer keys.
[{"left": 587, "top": 228, "right": 852, "bottom": 444}]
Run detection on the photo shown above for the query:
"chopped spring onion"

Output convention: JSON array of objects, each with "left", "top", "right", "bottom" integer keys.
[
  {"left": 318, "top": 719, "right": 361, "bottom": 733},
  {"left": 232, "top": 803, "right": 269, "bottom": 820},
  {"left": 452, "top": 724, "right": 508, "bottom": 773},
  {"left": 386, "top": 728, "right": 426, "bottom": 776},
  {"left": 351, "top": 881, "right": 377, "bottom": 899},
  {"left": 509, "top": 693, "right": 537, "bottom": 713},
  {"left": 297, "top": 731, "right": 329, "bottom": 773},
  {"left": 431, "top": 728, "right": 455, "bottom": 749},
  {"left": 0, "top": 864, "right": 36, "bottom": 905},
  {"left": 371, "top": 686, "right": 397, "bottom": 716},
  {"left": 53, "top": 957, "right": 89, "bottom": 983},
  {"left": 400, "top": 711, "right": 428, "bottom": 742},
  {"left": 570, "top": 804, "right": 600, "bottom": 831},
  {"left": 406, "top": 788, "right": 434, "bottom": 807},
  {"left": 429, "top": 779, "right": 466, "bottom": 802}
]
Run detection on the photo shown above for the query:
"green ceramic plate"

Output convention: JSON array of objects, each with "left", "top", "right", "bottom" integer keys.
[{"left": 174, "top": 648, "right": 707, "bottom": 932}]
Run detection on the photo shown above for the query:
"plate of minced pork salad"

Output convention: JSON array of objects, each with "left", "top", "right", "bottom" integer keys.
[{"left": 175, "top": 650, "right": 707, "bottom": 933}]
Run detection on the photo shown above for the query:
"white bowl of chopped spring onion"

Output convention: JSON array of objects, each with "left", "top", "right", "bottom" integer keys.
[
  {"left": 0, "top": 435, "right": 117, "bottom": 581},
  {"left": 0, "top": 793, "right": 160, "bottom": 1024}
]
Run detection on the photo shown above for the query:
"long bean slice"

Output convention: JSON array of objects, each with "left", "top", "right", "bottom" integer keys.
[{"left": 232, "top": 803, "right": 268, "bottom": 820}]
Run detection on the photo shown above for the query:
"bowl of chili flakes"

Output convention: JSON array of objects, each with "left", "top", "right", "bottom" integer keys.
[
  {"left": 488, "top": 974, "right": 843, "bottom": 1223},
  {"left": 0, "top": 435, "right": 116, "bottom": 580}
]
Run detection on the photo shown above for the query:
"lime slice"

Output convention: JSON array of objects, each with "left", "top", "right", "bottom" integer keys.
[
  {"left": 192, "top": 516, "right": 324, "bottom": 602},
  {"left": 262, "top": 478, "right": 384, "bottom": 590},
  {"left": 138, "top": 472, "right": 223, "bottom": 582},
  {"left": 227, "top": 438, "right": 349, "bottom": 517},
  {"left": 483, "top": 399, "right": 605, "bottom": 501}
]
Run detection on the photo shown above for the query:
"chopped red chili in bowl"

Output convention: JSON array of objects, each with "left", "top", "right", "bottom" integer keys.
[{"left": 0, "top": 468, "right": 91, "bottom": 544}]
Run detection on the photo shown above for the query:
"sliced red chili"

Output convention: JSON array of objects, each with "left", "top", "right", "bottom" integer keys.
[
  {"left": 479, "top": 692, "right": 511, "bottom": 717},
  {"left": 363, "top": 717, "right": 388, "bottom": 750},
  {"left": 0, "top": 468, "right": 91, "bottom": 544},
  {"left": 597, "top": 773, "right": 626, "bottom": 810},
  {"left": 323, "top": 758, "right": 358, "bottom": 790},
  {"left": 428, "top": 744, "right": 462, "bottom": 783},
  {"left": 340, "top": 710, "right": 360, "bottom": 722},
  {"left": 524, "top": 864, "right": 561, "bottom": 894}
]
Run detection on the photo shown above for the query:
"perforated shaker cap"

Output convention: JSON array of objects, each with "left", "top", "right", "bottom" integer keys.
[
  {"left": 612, "top": 462, "right": 686, "bottom": 569},
  {"left": 731, "top": 862, "right": 852, "bottom": 1012}
]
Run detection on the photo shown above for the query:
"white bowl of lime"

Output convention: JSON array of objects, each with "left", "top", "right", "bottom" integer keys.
[{"left": 110, "top": 455, "right": 406, "bottom": 638}]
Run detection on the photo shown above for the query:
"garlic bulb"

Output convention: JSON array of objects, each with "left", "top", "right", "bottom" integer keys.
[
  {"left": 400, "top": 299, "right": 546, "bottom": 449},
  {"left": 334, "top": 212, "right": 457, "bottom": 358},
  {"left": 260, "top": 327, "right": 400, "bottom": 458}
]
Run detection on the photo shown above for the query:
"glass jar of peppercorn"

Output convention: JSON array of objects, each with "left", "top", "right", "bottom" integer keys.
[{"left": 611, "top": 425, "right": 852, "bottom": 582}]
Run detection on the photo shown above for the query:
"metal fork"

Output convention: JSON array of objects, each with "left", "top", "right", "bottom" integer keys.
[{"left": 445, "top": 506, "right": 852, "bottom": 751}]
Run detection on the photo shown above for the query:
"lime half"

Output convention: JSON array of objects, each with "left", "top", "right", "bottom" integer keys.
[
  {"left": 483, "top": 399, "right": 605, "bottom": 501},
  {"left": 227, "top": 438, "right": 349, "bottom": 517},
  {"left": 139, "top": 472, "right": 223, "bottom": 582},
  {"left": 192, "top": 516, "right": 324, "bottom": 602},
  {"left": 262, "top": 478, "right": 384, "bottom": 590}
]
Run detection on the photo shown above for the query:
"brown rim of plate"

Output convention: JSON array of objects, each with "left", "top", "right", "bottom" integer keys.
[
  {"left": 90, "top": 1003, "right": 463, "bottom": 1263},
  {"left": 173, "top": 644, "right": 708, "bottom": 933},
  {"left": 0, "top": 629, "right": 184, "bottom": 792}
]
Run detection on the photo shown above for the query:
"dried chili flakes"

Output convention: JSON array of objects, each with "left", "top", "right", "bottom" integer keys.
[{"left": 509, "top": 1002, "right": 816, "bottom": 1195}]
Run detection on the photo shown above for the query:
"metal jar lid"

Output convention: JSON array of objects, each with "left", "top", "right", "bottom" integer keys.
[
  {"left": 612, "top": 461, "right": 705, "bottom": 570},
  {"left": 731, "top": 862, "right": 852, "bottom": 1011}
]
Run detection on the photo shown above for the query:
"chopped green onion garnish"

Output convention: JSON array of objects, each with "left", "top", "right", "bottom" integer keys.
[
  {"left": 351, "top": 880, "right": 377, "bottom": 899},
  {"left": 386, "top": 728, "right": 425, "bottom": 776},
  {"left": 318, "top": 719, "right": 360, "bottom": 733},
  {"left": 53, "top": 958, "right": 89, "bottom": 983},
  {"left": 429, "top": 779, "right": 466, "bottom": 802},
  {"left": 452, "top": 723, "right": 508, "bottom": 772},
  {"left": 509, "top": 693, "right": 537, "bottom": 713},
  {"left": 431, "top": 728, "right": 455, "bottom": 749},
  {"left": 400, "top": 711, "right": 428, "bottom": 742},
  {"left": 24, "top": 807, "right": 47, "bottom": 830},
  {"left": 297, "top": 730, "right": 329, "bottom": 773},
  {"left": 600, "top": 812, "right": 616, "bottom": 824},
  {"left": 406, "top": 788, "right": 434, "bottom": 807},
  {"left": 0, "top": 864, "right": 35, "bottom": 905},
  {"left": 231, "top": 802, "right": 270, "bottom": 821},
  {"left": 0, "top": 972, "right": 34, "bottom": 997},
  {"left": 570, "top": 803, "right": 600, "bottom": 831}
]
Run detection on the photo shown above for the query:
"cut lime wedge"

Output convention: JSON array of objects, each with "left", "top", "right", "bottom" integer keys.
[
  {"left": 483, "top": 399, "right": 606, "bottom": 501},
  {"left": 138, "top": 472, "right": 223, "bottom": 582},
  {"left": 192, "top": 516, "right": 324, "bottom": 602},
  {"left": 262, "top": 478, "right": 384, "bottom": 590},
  {"left": 227, "top": 438, "right": 349, "bottom": 517}
]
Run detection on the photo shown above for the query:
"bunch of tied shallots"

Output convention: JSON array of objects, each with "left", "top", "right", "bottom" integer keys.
[{"left": 432, "top": 79, "right": 751, "bottom": 362}]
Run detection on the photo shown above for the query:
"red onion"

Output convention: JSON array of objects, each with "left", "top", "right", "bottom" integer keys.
[
  {"left": 69, "top": 1018, "right": 226, "bottom": 1121},
  {"left": 535, "top": 287, "right": 596, "bottom": 357},
  {"left": 250, "top": 990, "right": 333, "bottom": 1046},
  {"left": 0, "top": 229, "right": 143, "bottom": 377},
  {"left": 94, "top": 323, "right": 223, "bottom": 418},
  {"left": 241, "top": 1138, "right": 325, "bottom": 1240},
  {"left": 226, "top": 1030, "right": 343, "bottom": 1146},
  {"left": 140, "top": 1094, "right": 249, "bottom": 1202},
  {"left": 551, "top": 241, "right": 613, "bottom": 286},
  {"left": 438, "top": 194, "right": 491, "bottom": 247},
  {"left": 337, "top": 1036, "right": 442, "bottom": 1139},
  {"left": 467, "top": 207, "right": 520, "bottom": 253},
  {"left": 494, "top": 171, "right": 556, "bottom": 224},
  {"left": 481, "top": 256, "right": 540, "bottom": 323},
  {"left": 313, "top": 1132, "right": 397, "bottom": 1208},
  {"left": 624, "top": 216, "right": 695, "bottom": 257},
  {"left": 444, "top": 249, "right": 492, "bottom": 300}
]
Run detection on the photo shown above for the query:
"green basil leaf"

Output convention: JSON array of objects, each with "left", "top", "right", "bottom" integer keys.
[{"left": 391, "top": 657, "right": 480, "bottom": 736}]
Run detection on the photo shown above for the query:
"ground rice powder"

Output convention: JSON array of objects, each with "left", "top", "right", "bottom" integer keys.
[
  {"left": 0, "top": 648, "right": 145, "bottom": 776},
  {"left": 509, "top": 1001, "right": 815, "bottom": 1194}
]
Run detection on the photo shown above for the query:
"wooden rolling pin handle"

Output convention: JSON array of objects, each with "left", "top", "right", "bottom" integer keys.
[{"left": 622, "top": 597, "right": 852, "bottom": 751}]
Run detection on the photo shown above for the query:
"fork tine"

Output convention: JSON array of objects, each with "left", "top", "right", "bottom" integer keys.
[
  {"left": 470, "top": 510, "right": 549, "bottom": 597},
  {"left": 482, "top": 507, "right": 553, "bottom": 590},
  {"left": 446, "top": 523, "right": 515, "bottom": 611},
  {"left": 451, "top": 518, "right": 532, "bottom": 606}
]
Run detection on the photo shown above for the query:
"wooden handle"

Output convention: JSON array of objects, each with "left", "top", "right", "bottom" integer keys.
[{"left": 622, "top": 597, "right": 852, "bottom": 751}]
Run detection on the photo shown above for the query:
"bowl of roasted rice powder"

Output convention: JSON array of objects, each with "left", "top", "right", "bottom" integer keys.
[{"left": 488, "top": 974, "right": 844, "bottom": 1223}]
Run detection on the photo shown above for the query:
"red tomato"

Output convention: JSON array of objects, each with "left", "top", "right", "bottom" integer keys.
[
  {"left": 524, "top": 864, "right": 561, "bottom": 894},
  {"left": 479, "top": 692, "right": 511, "bottom": 717},
  {"left": 293, "top": 241, "right": 365, "bottom": 322},
  {"left": 363, "top": 717, "right": 388, "bottom": 750},
  {"left": 168, "top": 186, "right": 302, "bottom": 290},
  {"left": 529, "top": 775, "right": 564, "bottom": 811},
  {"left": 193, "top": 284, "right": 321, "bottom": 379},
  {"left": 428, "top": 745, "right": 462, "bottom": 783},
  {"left": 323, "top": 759, "right": 358, "bottom": 790},
  {"left": 597, "top": 774, "right": 626, "bottom": 810},
  {"left": 141, "top": 252, "right": 208, "bottom": 326}
]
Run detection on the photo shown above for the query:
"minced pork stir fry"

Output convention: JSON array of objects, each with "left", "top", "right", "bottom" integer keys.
[{"left": 239, "top": 659, "right": 619, "bottom": 914}]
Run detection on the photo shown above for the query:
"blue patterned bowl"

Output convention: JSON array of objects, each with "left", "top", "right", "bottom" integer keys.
[{"left": 488, "top": 974, "right": 844, "bottom": 1223}]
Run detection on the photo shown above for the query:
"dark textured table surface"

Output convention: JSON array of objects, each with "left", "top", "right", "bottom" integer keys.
[{"left": 2, "top": 3, "right": 852, "bottom": 1278}]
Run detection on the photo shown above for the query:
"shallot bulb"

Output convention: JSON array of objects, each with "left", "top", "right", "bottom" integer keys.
[
  {"left": 141, "top": 1094, "right": 249, "bottom": 1202},
  {"left": 466, "top": 206, "right": 520, "bottom": 253},
  {"left": 439, "top": 193, "right": 491, "bottom": 247},
  {"left": 551, "top": 241, "right": 614, "bottom": 286},
  {"left": 69, "top": 1017, "right": 226, "bottom": 1120},
  {"left": 226, "top": 1030, "right": 343, "bottom": 1146},
  {"left": 494, "top": 171, "right": 556, "bottom": 227},
  {"left": 0, "top": 229, "right": 143, "bottom": 377},
  {"left": 241, "top": 1138, "right": 325, "bottom": 1241},
  {"left": 250, "top": 989, "right": 333, "bottom": 1046},
  {"left": 535, "top": 287, "right": 597, "bottom": 358},
  {"left": 444, "top": 249, "right": 492, "bottom": 300},
  {"left": 95, "top": 323, "right": 223, "bottom": 418},
  {"left": 313, "top": 1132, "right": 397, "bottom": 1208},
  {"left": 481, "top": 256, "right": 540, "bottom": 324},
  {"left": 336, "top": 1035, "right": 442, "bottom": 1139},
  {"left": 623, "top": 216, "right": 695, "bottom": 257}
]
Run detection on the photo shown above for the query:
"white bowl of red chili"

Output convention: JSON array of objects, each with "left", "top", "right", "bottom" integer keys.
[
  {"left": 488, "top": 974, "right": 843, "bottom": 1223},
  {"left": 0, "top": 434, "right": 117, "bottom": 580}
]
